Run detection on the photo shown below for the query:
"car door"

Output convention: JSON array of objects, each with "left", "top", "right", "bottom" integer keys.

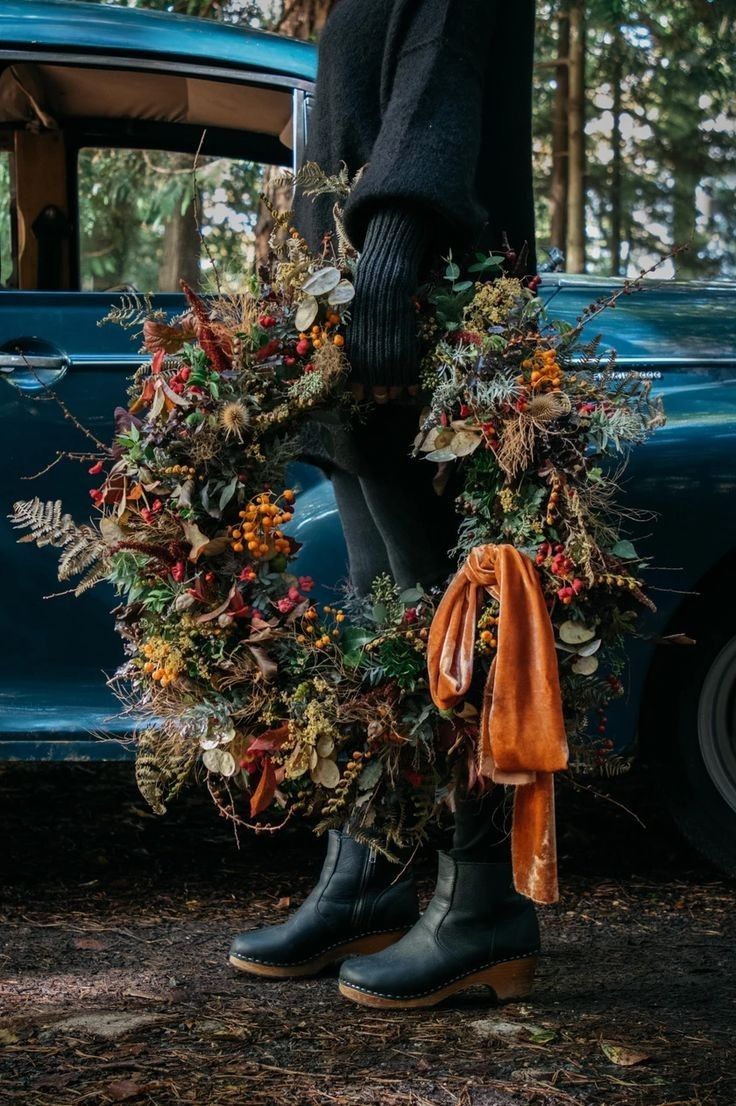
[{"left": 0, "top": 40, "right": 345, "bottom": 757}]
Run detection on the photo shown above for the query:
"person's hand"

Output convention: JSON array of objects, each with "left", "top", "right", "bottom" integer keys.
[
  {"left": 342, "top": 205, "right": 428, "bottom": 402},
  {"left": 349, "top": 382, "right": 419, "bottom": 403}
]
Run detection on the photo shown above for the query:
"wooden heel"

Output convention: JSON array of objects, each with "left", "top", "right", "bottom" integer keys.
[{"left": 478, "top": 955, "right": 538, "bottom": 1001}]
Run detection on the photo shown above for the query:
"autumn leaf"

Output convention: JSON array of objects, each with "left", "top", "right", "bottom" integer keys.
[
  {"left": 248, "top": 646, "right": 277, "bottom": 681},
  {"left": 73, "top": 936, "right": 107, "bottom": 951},
  {"left": 601, "top": 1041, "right": 653, "bottom": 1066},
  {"left": 250, "top": 760, "right": 277, "bottom": 818},
  {"left": 182, "top": 521, "right": 228, "bottom": 562},
  {"left": 248, "top": 724, "right": 290, "bottom": 753},
  {"left": 103, "top": 1079, "right": 149, "bottom": 1102}
]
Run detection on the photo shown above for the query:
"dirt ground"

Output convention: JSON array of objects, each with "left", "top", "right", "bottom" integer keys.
[{"left": 0, "top": 764, "right": 734, "bottom": 1106}]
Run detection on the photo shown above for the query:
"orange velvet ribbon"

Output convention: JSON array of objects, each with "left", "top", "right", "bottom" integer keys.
[{"left": 428, "top": 544, "right": 568, "bottom": 904}]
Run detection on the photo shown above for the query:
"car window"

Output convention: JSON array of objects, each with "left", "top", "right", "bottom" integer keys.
[
  {"left": 0, "top": 145, "right": 13, "bottom": 288},
  {"left": 77, "top": 147, "right": 274, "bottom": 293}
]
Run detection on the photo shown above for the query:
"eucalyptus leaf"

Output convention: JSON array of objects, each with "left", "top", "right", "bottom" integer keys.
[
  {"left": 327, "top": 279, "right": 355, "bottom": 305},
  {"left": 302, "top": 266, "right": 341, "bottom": 295},
  {"left": 612, "top": 539, "right": 638, "bottom": 560},
  {"left": 400, "top": 587, "right": 425, "bottom": 605},
  {"left": 372, "top": 601, "right": 388, "bottom": 626},
  {"left": 559, "top": 621, "right": 596, "bottom": 645},
  {"left": 426, "top": 447, "right": 458, "bottom": 463},
  {"left": 358, "top": 758, "right": 384, "bottom": 792},
  {"left": 572, "top": 655, "right": 599, "bottom": 676},
  {"left": 295, "top": 296, "right": 318, "bottom": 331}
]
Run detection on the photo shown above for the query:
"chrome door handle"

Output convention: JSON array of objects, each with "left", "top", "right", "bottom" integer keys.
[
  {"left": 0, "top": 353, "right": 66, "bottom": 373},
  {"left": 0, "top": 339, "right": 69, "bottom": 392}
]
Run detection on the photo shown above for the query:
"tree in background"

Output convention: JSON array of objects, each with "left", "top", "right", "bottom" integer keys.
[{"left": 82, "top": 0, "right": 736, "bottom": 280}]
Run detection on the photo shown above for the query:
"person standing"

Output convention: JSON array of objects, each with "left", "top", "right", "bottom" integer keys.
[{"left": 230, "top": 0, "right": 542, "bottom": 1008}]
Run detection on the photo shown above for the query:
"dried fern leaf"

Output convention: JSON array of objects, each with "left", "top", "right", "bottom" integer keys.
[{"left": 11, "top": 498, "right": 78, "bottom": 548}]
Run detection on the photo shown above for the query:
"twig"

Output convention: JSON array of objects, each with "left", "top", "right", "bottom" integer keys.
[
  {"left": 192, "top": 129, "right": 223, "bottom": 299},
  {"left": 560, "top": 772, "right": 646, "bottom": 828}
]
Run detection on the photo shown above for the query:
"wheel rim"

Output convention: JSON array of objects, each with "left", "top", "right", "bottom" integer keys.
[{"left": 698, "top": 633, "right": 736, "bottom": 811}]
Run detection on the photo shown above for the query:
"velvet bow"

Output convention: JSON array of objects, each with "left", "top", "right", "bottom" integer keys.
[{"left": 427, "top": 544, "right": 568, "bottom": 904}]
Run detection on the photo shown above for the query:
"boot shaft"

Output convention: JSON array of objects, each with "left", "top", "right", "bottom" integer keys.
[
  {"left": 425, "top": 853, "right": 540, "bottom": 958},
  {"left": 308, "top": 830, "right": 418, "bottom": 931}
]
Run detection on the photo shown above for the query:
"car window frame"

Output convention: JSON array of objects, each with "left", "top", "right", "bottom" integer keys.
[{"left": 0, "top": 47, "right": 313, "bottom": 291}]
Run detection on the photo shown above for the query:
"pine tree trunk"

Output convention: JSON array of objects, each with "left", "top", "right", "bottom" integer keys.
[
  {"left": 610, "top": 30, "right": 624, "bottom": 276},
  {"left": 550, "top": 3, "right": 570, "bottom": 263},
  {"left": 158, "top": 161, "right": 201, "bottom": 292},
  {"left": 277, "top": 0, "right": 333, "bottom": 38},
  {"left": 566, "top": 1, "right": 586, "bottom": 273}
]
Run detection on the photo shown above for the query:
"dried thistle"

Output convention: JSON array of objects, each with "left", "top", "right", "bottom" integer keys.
[{"left": 219, "top": 401, "right": 251, "bottom": 441}]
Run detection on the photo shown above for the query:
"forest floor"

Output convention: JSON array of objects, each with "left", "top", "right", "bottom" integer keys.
[{"left": 0, "top": 763, "right": 734, "bottom": 1106}]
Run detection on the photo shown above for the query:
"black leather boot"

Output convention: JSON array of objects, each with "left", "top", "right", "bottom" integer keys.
[
  {"left": 229, "top": 830, "right": 419, "bottom": 978},
  {"left": 338, "top": 853, "right": 540, "bottom": 1007}
]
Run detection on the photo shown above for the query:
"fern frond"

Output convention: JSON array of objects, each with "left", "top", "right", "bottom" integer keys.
[
  {"left": 135, "top": 727, "right": 197, "bottom": 814},
  {"left": 74, "top": 560, "right": 109, "bottom": 596},
  {"left": 58, "top": 528, "right": 106, "bottom": 580},
  {"left": 332, "top": 201, "right": 357, "bottom": 260},
  {"left": 11, "top": 498, "right": 79, "bottom": 549},
  {"left": 11, "top": 498, "right": 108, "bottom": 592},
  {"left": 294, "top": 160, "right": 362, "bottom": 199},
  {"left": 98, "top": 292, "right": 164, "bottom": 330}
]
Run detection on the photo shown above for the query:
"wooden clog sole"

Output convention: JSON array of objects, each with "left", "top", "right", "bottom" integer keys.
[
  {"left": 228, "top": 929, "right": 409, "bottom": 979},
  {"left": 338, "top": 954, "right": 538, "bottom": 1008}
]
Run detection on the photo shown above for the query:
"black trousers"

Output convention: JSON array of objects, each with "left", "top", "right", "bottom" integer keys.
[{"left": 329, "top": 406, "right": 511, "bottom": 864}]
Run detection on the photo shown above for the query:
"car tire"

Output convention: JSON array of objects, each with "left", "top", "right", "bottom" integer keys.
[{"left": 647, "top": 622, "right": 736, "bottom": 878}]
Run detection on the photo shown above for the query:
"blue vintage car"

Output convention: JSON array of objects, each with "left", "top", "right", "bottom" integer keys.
[{"left": 1, "top": 1, "right": 735, "bottom": 875}]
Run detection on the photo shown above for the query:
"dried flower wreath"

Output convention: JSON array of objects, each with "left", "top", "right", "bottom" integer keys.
[{"left": 11, "top": 166, "right": 665, "bottom": 860}]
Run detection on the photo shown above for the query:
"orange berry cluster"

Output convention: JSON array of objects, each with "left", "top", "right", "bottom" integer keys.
[
  {"left": 296, "top": 604, "right": 342, "bottom": 649},
  {"left": 228, "top": 489, "right": 295, "bottom": 559},
  {"left": 477, "top": 604, "right": 500, "bottom": 656},
  {"left": 517, "top": 347, "right": 563, "bottom": 391},
  {"left": 546, "top": 474, "right": 563, "bottom": 527},
  {"left": 141, "top": 637, "right": 182, "bottom": 686},
  {"left": 298, "top": 315, "right": 345, "bottom": 354}
]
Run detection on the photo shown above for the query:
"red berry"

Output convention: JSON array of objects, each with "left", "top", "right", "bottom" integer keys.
[
  {"left": 88, "top": 460, "right": 104, "bottom": 475},
  {"left": 179, "top": 366, "right": 190, "bottom": 382},
  {"left": 296, "top": 339, "right": 311, "bottom": 357},
  {"left": 259, "top": 314, "right": 276, "bottom": 328}
]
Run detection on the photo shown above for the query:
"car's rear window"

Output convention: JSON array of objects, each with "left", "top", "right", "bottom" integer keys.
[{"left": 77, "top": 147, "right": 274, "bottom": 294}]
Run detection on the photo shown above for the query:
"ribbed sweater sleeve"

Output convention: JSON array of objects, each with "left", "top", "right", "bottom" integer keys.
[{"left": 345, "top": 204, "right": 430, "bottom": 388}]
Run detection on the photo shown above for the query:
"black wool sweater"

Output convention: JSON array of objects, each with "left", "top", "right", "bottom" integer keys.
[{"left": 293, "top": 0, "right": 537, "bottom": 387}]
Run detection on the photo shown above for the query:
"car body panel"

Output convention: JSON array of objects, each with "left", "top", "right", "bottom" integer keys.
[
  {"left": 1, "top": 2, "right": 735, "bottom": 763},
  {"left": 0, "top": 0, "right": 316, "bottom": 86}
]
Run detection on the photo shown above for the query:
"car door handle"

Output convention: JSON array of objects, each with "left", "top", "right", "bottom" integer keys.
[
  {"left": 0, "top": 353, "right": 66, "bottom": 373},
  {"left": 0, "top": 340, "right": 70, "bottom": 392}
]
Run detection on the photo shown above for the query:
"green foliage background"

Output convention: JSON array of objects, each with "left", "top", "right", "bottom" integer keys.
[{"left": 5, "top": 0, "right": 734, "bottom": 284}]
